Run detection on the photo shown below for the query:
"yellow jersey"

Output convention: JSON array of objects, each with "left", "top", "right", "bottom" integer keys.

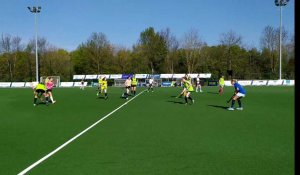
[
  {"left": 101, "top": 80, "right": 107, "bottom": 89},
  {"left": 36, "top": 83, "right": 46, "bottom": 91},
  {"left": 219, "top": 77, "right": 225, "bottom": 86},
  {"left": 131, "top": 78, "right": 137, "bottom": 85},
  {"left": 184, "top": 80, "right": 194, "bottom": 92},
  {"left": 98, "top": 79, "right": 103, "bottom": 86}
]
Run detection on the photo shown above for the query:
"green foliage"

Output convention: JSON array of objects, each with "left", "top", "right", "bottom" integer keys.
[
  {"left": 137, "top": 27, "right": 168, "bottom": 73},
  {"left": 0, "top": 27, "right": 295, "bottom": 81}
]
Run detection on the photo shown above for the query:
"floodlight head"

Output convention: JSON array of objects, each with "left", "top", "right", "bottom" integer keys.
[
  {"left": 27, "top": 6, "right": 31, "bottom": 11},
  {"left": 275, "top": 0, "right": 289, "bottom": 6},
  {"left": 282, "top": 0, "right": 289, "bottom": 5},
  {"left": 38, "top": 6, "right": 41, "bottom": 10}
]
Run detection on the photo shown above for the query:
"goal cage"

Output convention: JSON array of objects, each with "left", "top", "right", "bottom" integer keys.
[{"left": 40, "top": 76, "right": 61, "bottom": 87}]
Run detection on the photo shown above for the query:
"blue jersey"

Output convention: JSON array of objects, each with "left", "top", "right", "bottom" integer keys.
[{"left": 234, "top": 82, "right": 246, "bottom": 94}]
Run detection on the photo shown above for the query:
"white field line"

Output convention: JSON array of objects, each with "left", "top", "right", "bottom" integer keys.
[{"left": 18, "top": 90, "right": 146, "bottom": 175}]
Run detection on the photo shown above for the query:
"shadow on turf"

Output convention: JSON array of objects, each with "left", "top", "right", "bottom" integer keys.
[
  {"left": 166, "top": 100, "right": 185, "bottom": 104},
  {"left": 207, "top": 104, "right": 228, "bottom": 109},
  {"left": 206, "top": 92, "right": 219, "bottom": 94}
]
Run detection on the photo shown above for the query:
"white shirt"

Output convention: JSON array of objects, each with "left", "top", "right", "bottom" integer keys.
[{"left": 149, "top": 79, "right": 154, "bottom": 84}]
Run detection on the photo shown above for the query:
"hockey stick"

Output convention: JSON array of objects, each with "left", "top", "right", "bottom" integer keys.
[{"left": 227, "top": 94, "right": 235, "bottom": 103}]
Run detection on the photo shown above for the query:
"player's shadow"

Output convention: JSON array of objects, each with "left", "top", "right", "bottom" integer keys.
[
  {"left": 207, "top": 104, "right": 228, "bottom": 109},
  {"left": 206, "top": 92, "right": 219, "bottom": 94},
  {"left": 166, "top": 100, "right": 185, "bottom": 104},
  {"left": 97, "top": 97, "right": 105, "bottom": 99},
  {"left": 170, "top": 95, "right": 177, "bottom": 98}
]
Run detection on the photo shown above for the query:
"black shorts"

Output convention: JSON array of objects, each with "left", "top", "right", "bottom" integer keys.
[
  {"left": 126, "top": 86, "right": 131, "bottom": 89},
  {"left": 149, "top": 83, "right": 153, "bottom": 87},
  {"left": 36, "top": 89, "right": 45, "bottom": 94},
  {"left": 46, "top": 89, "right": 52, "bottom": 93},
  {"left": 131, "top": 85, "right": 137, "bottom": 88}
]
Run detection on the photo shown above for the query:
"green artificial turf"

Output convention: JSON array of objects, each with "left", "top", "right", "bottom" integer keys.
[{"left": 0, "top": 86, "right": 294, "bottom": 175}]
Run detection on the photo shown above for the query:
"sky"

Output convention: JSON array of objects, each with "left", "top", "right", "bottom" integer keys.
[{"left": 0, "top": 0, "right": 295, "bottom": 51}]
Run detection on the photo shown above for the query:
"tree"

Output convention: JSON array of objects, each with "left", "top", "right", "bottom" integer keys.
[
  {"left": 283, "top": 33, "right": 294, "bottom": 79},
  {"left": 0, "top": 34, "right": 23, "bottom": 81},
  {"left": 159, "top": 28, "right": 179, "bottom": 73},
  {"left": 181, "top": 29, "right": 205, "bottom": 73},
  {"left": 84, "top": 32, "right": 112, "bottom": 74},
  {"left": 138, "top": 27, "right": 168, "bottom": 73},
  {"left": 220, "top": 30, "right": 242, "bottom": 78},
  {"left": 260, "top": 25, "right": 288, "bottom": 78},
  {"left": 70, "top": 46, "right": 90, "bottom": 74},
  {"left": 112, "top": 47, "right": 132, "bottom": 73}
]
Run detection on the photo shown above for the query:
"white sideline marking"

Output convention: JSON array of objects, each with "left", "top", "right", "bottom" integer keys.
[{"left": 18, "top": 90, "right": 145, "bottom": 175}]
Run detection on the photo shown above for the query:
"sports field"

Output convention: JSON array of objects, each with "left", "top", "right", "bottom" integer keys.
[{"left": 0, "top": 86, "right": 294, "bottom": 175}]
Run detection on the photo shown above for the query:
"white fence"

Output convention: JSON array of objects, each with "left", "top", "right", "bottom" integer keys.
[
  {"left": 223, "top": 80, "right": 294, "bottom": 86},
  {"left": 0, "top": 79, "right": 294, "bottom": 88}
]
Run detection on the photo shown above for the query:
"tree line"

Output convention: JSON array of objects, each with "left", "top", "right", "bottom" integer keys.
[{"left": 0, "top": 26, "right": 294, "bottom": 82}]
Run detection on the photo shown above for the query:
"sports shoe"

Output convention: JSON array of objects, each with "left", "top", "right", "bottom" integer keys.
[
  {"left": 227, "top": 107, "right": 234, "bottom": 111},
  {"left": 52, "top": 101, "right": 56, "bottom": 104},
  {"left": 236, "top": 107, "right": 243, "bottom": 110},
  {"left": 192, "top": 100, "right": 195, "bottom": 104},
  {"left": 126, "top": 97, "right": 128, "bottom": 100},
  {"left": 33, "top": 104, "right": 36, "bottom": 107},
  {"left": 200, "top": 90, "right": 203, "bottom": 92}
]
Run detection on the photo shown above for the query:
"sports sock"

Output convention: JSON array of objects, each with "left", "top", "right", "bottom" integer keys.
[
  {"left": 134, "top": 91, "right": 136, "bottom": 95},
  {"left": 237, "top": 99, "right": 242, "bottom": 107},
  {"left": 50, "top": 96, "right": 54, "bottom": 102},
  {"left": 231, "top": 100, "right": 235, "bottom": 108},
  {"left": 188, "top": 96, "right": 193, "bottom": 102},
  {"left": 185, "top": 97, "right": 188, "bottom": 103},
  {"left": 34, "top": 97, "right": 37, "bottom": 104}
]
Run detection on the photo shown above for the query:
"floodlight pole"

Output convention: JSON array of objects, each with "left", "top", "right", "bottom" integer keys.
[
  {"left": 275, "top": 0, "right": 289, "bottom": 80},
  {"left": 28, "top": 6, "right": 41, "bottom": 82},
  {"left": 279, "top": 5, "right": 282, "bottom": 80}
]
